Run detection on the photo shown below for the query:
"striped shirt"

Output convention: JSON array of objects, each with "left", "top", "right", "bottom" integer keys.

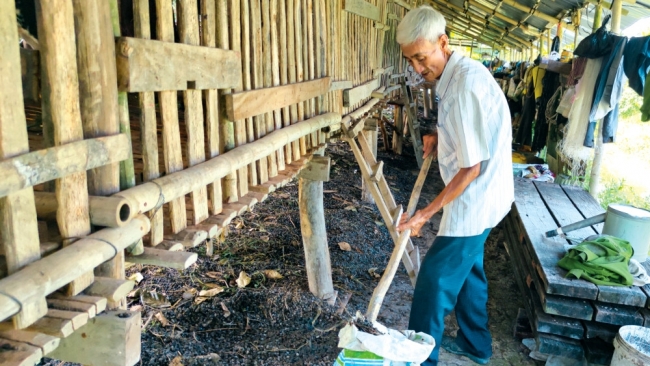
[{"left": 435, "top": 52, "right": 514, "bottom": 237}]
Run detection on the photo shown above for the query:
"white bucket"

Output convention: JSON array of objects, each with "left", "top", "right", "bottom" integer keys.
[
  {"left": 602, "top": 204, "right": 650, "bottom": 262},
  {"left": 610, "top": 325, "right": 650, "bottom": 366}
]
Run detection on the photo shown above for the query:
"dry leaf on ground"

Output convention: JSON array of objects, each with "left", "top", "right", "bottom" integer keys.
[
  {"left": 338, "top": 242, "right": 352, "bottom": 251},
  {"left": 154, "top": 312, "right": 170, "bottom": 327},
  {"left": 205, "top": 272, "right": 222, "bottom": 279},
  {"left": 199, "top": 287, "right": 225, "bottom": 297},
  {"left": 182, "top": 288, "right": 197, "bottom": 300},
  {"left": 368, "top": 268, "right": 381, "bottom": 278},
  {"left": 128, "top": 272, "right": 143, "bottom": 284},
  {"left": 344, "top": 205, "right": 357, "bottom": 212},
  {"left": 260, "top": 235, "right": 270, "bottom": 242},
  {"left": 236, "top": 271, "right": 251, "bottom": 288},
  {"left": 221, "top": 302, "right": 231, "bottom": 317},
  {"left": 263, "top": 270, "right": 284, "bottom": 279},
  {"left": 169, "top": 355, "right": 183, "bottom": 366}
]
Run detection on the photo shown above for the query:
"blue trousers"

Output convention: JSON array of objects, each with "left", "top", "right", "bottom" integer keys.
[{"left": 408, "top": 229, "right": 492, "bottom": 366}]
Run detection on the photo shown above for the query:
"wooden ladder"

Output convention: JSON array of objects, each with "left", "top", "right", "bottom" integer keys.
[{"left": 341, "top": 119, "right": 420, "bottom": 286}]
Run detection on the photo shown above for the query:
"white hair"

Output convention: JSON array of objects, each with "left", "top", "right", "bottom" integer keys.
[{"left": 396, "top": 5, "right": 446, "bottom": 45}]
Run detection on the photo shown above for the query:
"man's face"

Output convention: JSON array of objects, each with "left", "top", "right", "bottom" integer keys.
[{"left": 401, "top": 36, "right": 449, "bottom": 82}]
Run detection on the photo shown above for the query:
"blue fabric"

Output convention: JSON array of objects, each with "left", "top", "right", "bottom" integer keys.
[
  {"left": 408, "top": 229, "right": 492, "bottom": 366},
  {"left": 623, "top": 36, "right": 650, "bottom": 96}
]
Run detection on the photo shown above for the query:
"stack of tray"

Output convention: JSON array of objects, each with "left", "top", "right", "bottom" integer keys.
[{"left": 503, "top": 179, "right": 650, "bottom": 365}]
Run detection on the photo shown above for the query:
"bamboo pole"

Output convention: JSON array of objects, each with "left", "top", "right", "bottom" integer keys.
[
  {"left": 155, "top": 0, "right": 187, "bottom": 233},
  {"left": 251, "top": 0, "right": 268, "bottom": 184},
  {"left": 216, "top": 0, "right": 239, "bottom": 204},
  {"left": 0, "top": 215, "right": 151, "bottom": 325},
  {"left": 0, "top": 0, "right": 43, "bottom": 329},
  {"left": 36, "top": 0, "right": 93, "bottom": 296},
  {"left": 133, "top": 0, "right": 164, "bottom": 245},
  {"left": 295, "top": 2, "right": 307, "bottom": 155},
  {"left": 271, "top": 0, "right": 285, "bottom": 173},
  {"left": 178, "top": 0, "right": 209, "bottom": 225},
  {"left": 200, "top": 0, "right": 223, "bottom": 216},
  {"left": 242, "top": 0, "right": 260, "bottom": 187},
  {"left": 287, "top": 0, "right": 302, "bottom": 160},
  {"left": 115, "top": 113, "right": 341, "bottom": 214},
  {"left": 34, "top": 192, "right": 133, "bottom": 228},
  {"left": 279, "top": 0, "right": 292, "bottom": 164},
  {"left": 230, "top": 0, "right": 249, "bottom": 199},
  {"left": 263, "top": 0, "right": 280, "bottom": 177}
]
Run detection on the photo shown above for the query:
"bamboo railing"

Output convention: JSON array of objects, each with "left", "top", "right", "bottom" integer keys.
[{"left": 0, "top": 0, "right": 415, "bottom": 362}]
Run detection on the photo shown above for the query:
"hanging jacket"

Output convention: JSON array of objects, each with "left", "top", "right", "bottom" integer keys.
[
  {"left": 558, "top": 235, "right": 634, "bottom": 286},
  {"left": 623, "top": 35, "right": 650, "bottom": 96},
  {"left": 642, "top": 70, "right": 650, "bottom": 122}
]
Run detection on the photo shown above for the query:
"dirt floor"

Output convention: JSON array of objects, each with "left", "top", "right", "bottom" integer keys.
[{"left": 41, "top": 127, "right": 543, "bottom": 366}]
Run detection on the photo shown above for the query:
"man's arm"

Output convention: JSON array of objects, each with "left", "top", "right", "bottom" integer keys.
[{"left": 397, "top": 162, "right": 481, "bottom": 236}]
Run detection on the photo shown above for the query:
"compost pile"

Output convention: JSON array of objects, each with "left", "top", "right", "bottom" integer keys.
[{"left": 41, "top": 135, "right": 540, "bottom": 366}]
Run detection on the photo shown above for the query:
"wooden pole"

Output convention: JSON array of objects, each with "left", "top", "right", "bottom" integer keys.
[
  {"left": 299, "top": 162, "right": 334, "bottom": 299},
  {"left": 361, "top": 124, "right": 378, "bottom": 203},
  {"left": 589, "top": 0, "right": 621, "bottom": 197},
  {"left": 0, "top": 215, "right": 151, "bottom": 325},
  {"left": 0, "top": 0, "right": 44, "bottom": 329},
  {"left": 34, "top": 192, "right": 133, "bottom": 228},
  {"left": 36, "top": 0, "right": 94, "bottom": 296},
  {"left": 593, "top": 5, "right": 603, "bottom": 33}
]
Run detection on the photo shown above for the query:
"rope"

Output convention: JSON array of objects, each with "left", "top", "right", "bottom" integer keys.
[
  {"left": 0, "top": 291, "right": 23, "bottom": 314},
  {"left": 148, "top": 181, "right": 165, "bottom": 219}
]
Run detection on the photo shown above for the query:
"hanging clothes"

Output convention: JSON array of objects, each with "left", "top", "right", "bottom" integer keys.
[
  {"left": 567, "top": 57, "right": 588, "bottom": 87},
  {"left": 642, "top": 70, "right": 650, "bottom": 122},
  {"left": 623, "top": 35, "right": 650, "bottom": 96},
  {"left": 532, "top": 70, "right": 560, "bottom": 151}
]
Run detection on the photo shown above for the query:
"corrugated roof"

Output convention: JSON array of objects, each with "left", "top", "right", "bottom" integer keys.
[{"left": 425, "top": 0, "right": 650, "bottom": 51}]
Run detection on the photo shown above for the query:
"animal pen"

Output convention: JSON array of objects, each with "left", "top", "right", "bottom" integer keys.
[{"left": 0, "top": 0, "right": 425, "bottom": 364}]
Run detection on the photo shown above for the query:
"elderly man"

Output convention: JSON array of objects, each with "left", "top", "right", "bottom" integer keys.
[{"left": 396, "top": 6, "right": 514, "bottom": 366}]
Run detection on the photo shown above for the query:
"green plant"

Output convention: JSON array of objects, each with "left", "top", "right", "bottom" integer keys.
[
  {"left": 598, "top": 179, "right": 650, "bottom": 211},
  {"left": 618, "top": 83, "right": 644, "bottom": 120}
]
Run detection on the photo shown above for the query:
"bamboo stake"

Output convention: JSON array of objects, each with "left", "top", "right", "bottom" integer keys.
[
  {"left": 0, "top": 0, "right": 43, "bottom": 329},
  {"left": 133, "top": 0, "right": 164, "bottom": 245},
  {"left": 250, "top": 0, "right": 269, "bottom": 184},
  {"left": 201, "top": 0, "right": 223, "bottom": 216},
  {"left": 241, "top": 0, "right": 259, "bottom": 187},
  {"left": 271, "top": 0, "right": 285, "bottom": 173},
  {"left": 34, "top": 192, "right": 133, "bottom": 228},
  {"left": 36, "top": 0, "right": 93, "bottom": 296},
  {"left": 217, "top": 0, "right": 238, "bottom": 204},
  {"left": 262, "top": 0, "right": 280, "bottom": 178},
  {"left": 155, "top": 0, "right": 187, "bottom": 234},
  {"left": 295, "top": 2, "right": 307, "bottom": 155},
  {"left": 278, "top": 0, "right": 292, "bottom": 164},
  {"left": 230, "top": 0, "right": 249, "bottom": 198},
  {"left": 286, "top": 0, "right": 301, "bottom": 160}
]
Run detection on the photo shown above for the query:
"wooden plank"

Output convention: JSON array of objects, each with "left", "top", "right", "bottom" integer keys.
[
  {"left": 126, "top": 247, "right": 198, "bottom": 270},
  {"left": 46, "top": 299, "right": 96, "bottom": 318},
  {"left": 0, "top": 0, "right": 44, "bottom": 330},
  {"left": 24, "top": 317, "right": 74, "bottom": 338},
  {"left": 178, "top": 0, "right": 209, "bottom": 225},
  {"left": 561, "top": 185, "right": 605, "bottom": 233},
  {"left": 155, "top": 0, "right": 187, "bottom": 234},
  {"left": 343, "top": 78, "right": 381, "bottom": 107},
  {"left": 0, "top": 330, "right": 59, "bottom": 355},
  {"left": 48, "top": 294, "right": 107, "bottom": 316},
  {"left": 513, "top": 179, "right": 598, "bottom": 299},
  {"left": 134, "top": 0, "right": 164, "bottom": 246},
  {"left": 226, "top": 77, "right": 331, "bottom": 122},
  {"left": 343, "top": 0, "right": 381, "bottom": 23},
  {"left": 0, "top": 337, "right": 42, "bottom": 366},
  {"left": 593, "top": 302, "right": 644, "bottom": 326},
  {"left": 0, "top": 135, "right": 129, "bottom": 199},
  {"left": 36, "top": 0, "right": 93, "bottom": 296},
  {"left": 390, "top": 0, "right": 412, "bottom": 10},
  {"left": 116, "top": 37, "right": 241, "bottom": 92},
  {"left": 329, "top": 80, "right": 353, "bottom": 92},
  {"left": 20, "top": 49, "right": 40, "bottom": 102},
  {"left": 45, "top": 309, "right": 88, "bottom": 330}
]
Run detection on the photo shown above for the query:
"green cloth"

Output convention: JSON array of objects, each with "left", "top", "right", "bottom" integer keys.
[{"left": 557, "top": 235, "right": 634, "bottom": 286}]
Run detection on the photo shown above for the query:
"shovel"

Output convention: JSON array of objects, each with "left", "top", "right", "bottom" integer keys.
[{"left": 366, "top": 155, "right": 433, "bottom": 323}]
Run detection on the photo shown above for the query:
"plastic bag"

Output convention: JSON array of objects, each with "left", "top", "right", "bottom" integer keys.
[{"left": 333, "top": 322, "right": 435, "bottom": 366}]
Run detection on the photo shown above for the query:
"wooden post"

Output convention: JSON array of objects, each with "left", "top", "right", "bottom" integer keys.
[
  {"left": 593, "top": 5, "right": 603, "bottom": 33},
  {"left": 298, "top": 157, "right": 334, "bottom": 299},
  {"left": 36, "top": 0, "right": 93, "bottom": 296},
  {"left": 0, "top": 0, "right": 45, "bottom": 329},
  {"left": 589, "top": 0, "right": 621, "bottom": 198}
]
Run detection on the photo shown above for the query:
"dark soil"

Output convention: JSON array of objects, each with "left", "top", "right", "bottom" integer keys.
[{"left": 41, "top": 116, "right": 542, "bottom": 366}]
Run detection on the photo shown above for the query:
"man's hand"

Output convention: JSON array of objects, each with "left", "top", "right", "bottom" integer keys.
[
  {"left": 397, "top": 210, "right": 429, "bottom": 237},
  {"left": 422, "top": 133, "right": 438, "bottom": 159}
]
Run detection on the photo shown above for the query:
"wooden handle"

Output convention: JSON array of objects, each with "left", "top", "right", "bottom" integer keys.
[{"left": 406, "top": 155, "right": 433, "bottom": 217}]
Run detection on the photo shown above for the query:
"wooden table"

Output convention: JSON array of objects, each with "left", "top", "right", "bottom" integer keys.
[{"left": 504, "top": 178, "right": 650, "bottom": 364}]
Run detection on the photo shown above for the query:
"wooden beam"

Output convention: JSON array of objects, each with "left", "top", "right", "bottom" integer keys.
[
  {"left": 0, "top": 134, "right": 130, "bottom": 199},
  {"left": 0, "top": 337, "right": 42, "bottom": 365},
  {"left": 225, "top": 77, "right": 331, "bottom": 121},
  {"left": 126, "top": 247, "right": 198, "bottom": 270},
  {"left": 343, "top": 0, "right": 381, "bottom": 22},
  {"left": 0, "top": 330, "right": 59, "bottom": 355},
  {"left": 34, "top": 192, "right": 133, "bottom": 228},
  {"left": 390, "top": 0, "right": 412, "bottom": 10},
  {"left": 343, "top": 78, "right": 381, "bottom": 107},
  {"left": 48, "top": 311, "right": 141, "bottom": 366},
  {"left": 46, "top": 309, "right": 88, "bottom": 330},
  {"left": 115, "top": 37, "right": 241, "bottom": 92},
  {"left": 329, "top": 80, "right": 353, "bottom": 92},
  {"left": 84, "top": 278, "right": 135, "bottom": 304}
]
